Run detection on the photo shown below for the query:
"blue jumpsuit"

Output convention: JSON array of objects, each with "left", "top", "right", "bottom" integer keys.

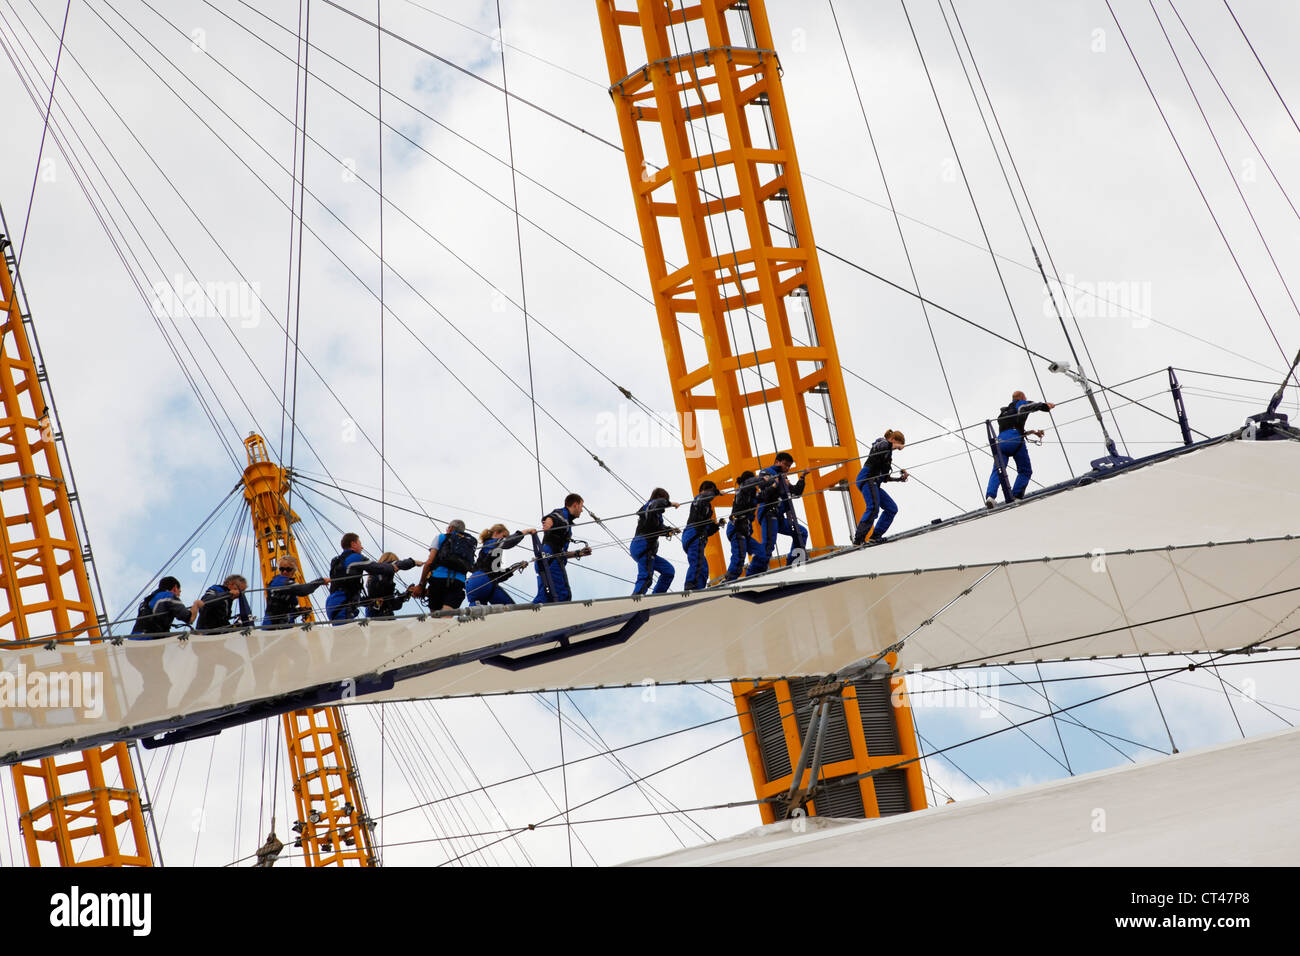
[
  {"left": 130, "top": 589, "right": 194, "bottom": 638},
  {"left": 854, "top": 436, "right": 901, "bottom": 545},
  {"left": 726, "top": 477, "right": 764, "bottom": 580},
  {"left": 534, "top": 508, "right": 577, "bottom": 603},
  {"left": 986, "top": 400, "right": 1051, "bottom": 501},
  {"left": 467, "top": 532, "right": 528, "bottom": 606},
  {"left": 681, "top": 488, "right": 721, "bottom": 591},
  {"left": 631, "top": 497, "right": 675, "bottom": 595},
  {"left": 326, "top": 552, "right": 388, "bottom": 622},
  {"left": 750, "top": 465, "right": 808, "bottom": 575}
]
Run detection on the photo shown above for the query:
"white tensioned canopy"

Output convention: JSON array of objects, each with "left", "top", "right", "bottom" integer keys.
[
  {"left": 624, "top": 725, "right": 1300, "bottom": 866},
  {"left": 2, "top": 436, "right": 1298, "bottom": 764}
]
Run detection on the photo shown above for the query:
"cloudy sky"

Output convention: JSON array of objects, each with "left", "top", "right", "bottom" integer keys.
[{"left": 1, "top": 0, "right": 1298, "bottom": 866}]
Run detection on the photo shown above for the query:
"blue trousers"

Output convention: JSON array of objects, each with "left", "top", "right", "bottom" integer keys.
[
  {"left": 854, "top": 481, "right": 898, "bottom": 544},
  {"left": 533, "top": 546, "right": 571, "bottom": 603},
  {"left": 325, "top": 590, "right": 358, "bottom": 622},
  {"left": 682, "top": 529, "right": 710, "bottom": 591},
  {"left": 726, "top": 520, "right": 763, "bottom": 579},
  {"left": 467, "top": 572, "right": 514, "bottom": 606},
  {"left": 630, "top": 536, "right": 674, "bottom": 595},
  {"left": 986, "top": 430, "right": 1032, "bottom": 500},
  {"left": 750, "top": 504, "right": 808, "bottom": 574}
]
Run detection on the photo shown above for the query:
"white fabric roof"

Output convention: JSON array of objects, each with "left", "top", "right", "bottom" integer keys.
[
  {"left": 3, "top": 437, "right": 1297, "bottom": 764},
  {"left": 626, "top": 725, "right": 1300, "bottom": 866}
]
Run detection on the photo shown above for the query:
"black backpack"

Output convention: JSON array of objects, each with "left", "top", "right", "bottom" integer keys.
[
  {"left": 436, "top": 532, "right": 477, "bottom": 574},
  {"left": 131, "top": 589, "right": 166, "bottom": 634},
  {"left": 997, "top": 403, "right": 1019, "bottom": 433}
]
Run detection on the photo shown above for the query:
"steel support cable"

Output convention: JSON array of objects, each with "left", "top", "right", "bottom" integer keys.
[
  {"left": 14, "top": 26, "right": 390, "bottom": 574},
  {"left": 194, "top": 0, "right": 1200, "bottom": 476},
  {"left": 1221, "top": 0, "right": 1300, "bottom": 138},
  {"left": 829, "top": 0, "right": 983, "bottom": 495},
  {"left": 924, "top": 652, "right": 1300, "bottom": 691},
  {"left": 671, "top": 1, "right": 781, "bottom": 458},
  {"left": 418, "top": 700, "right": 537, "bottom": 866},
  {"left": 0, "top": 22, "right": 241, "bottom": 470},
  {"left": 17, "top": 0, "right": 373, "bottom": 488},
  {"left": 941, "top": 0, "right": 1129, "bottom": 459},
  {"left": 555, "top": 692, "right": 573, "bottom": 866},
  {"left": 1167, "top": 2, "right": 1300, "bottom": 226},
  {"left": 321, "top": 0, "right": 624, "bottom": 154},
  {"left": 254, "top": 0, "right": 1281, "bottom": 388},
  {"left": 230, "top": 797, "right": 760, "bottom": 864},
  {"left": 943, "top": 583, "right": 1300, "bottom": 671},
  {"left": 403, "top": 704, "right": 532, "bottom": 868},
  {"left": 438, "top": 728, "right": 749, "bottom": 867},
  {"left": 823, "top": 628, "right": 1298, "bottom": 798},
  {"left": 1147, "top": 0, "right": 1300, "bottom": 365},
  {"left": 926, "top": 670, "right": 1076, "bottom": 775},
  {"left": 376, "top": 0, "right": 386, "bottom": 549},
  {"left": 898, "top": 0, "right": 1073, "bottom": 478},
  {"left": 278, "top": 0, "right": 306, "bottom": 462},
  {"left": 801, "top": 232, "right": 1212, "bottom": 438},
  {"left": 97, "top": 0, "right": 648, "bottom": 541},
  {"left": 477, "top": 698, "right": 600, "bottom": 865},
  {"left": 362, "top": 708, "right": 479, "bottom": 865},
  {"left": 8, "top": 1, "right": 274, "bottom": 448},
  {"left": 191, "top": 737, "right": 218, "bottom": 865},
  {"left": 391, "top": 703, "right": 524, "bottom": 867},
  {"left": 306, "top": 0, "right": 1116, "bottom": 327},
  {"left": 14, "top": 0, "right": 396, "bottom": 540},
  {"left": 218, "top": 0, "right": 1222, "bottom": 421},
  {"left": 205, "top": 0, "right": 724, "bottom": 471},
  {"left": 372, "top": 708, "right": 754, "bottom": 826},
  {"left": 76, "top": 0, "right": 451, "bottom": 529},
  {"left": 1104, "top": 0, "right": 1299, "bottom": 382},
  {"left": 914, "top": 729, "right": 983, "bottom": 797},
  {"left": 54, "top": 0, "right": 590, "bottom": 574},
  {"left": 924, "top": 666, "right": 1150, "bottom": 760},
  {"left": 284, "top": 0, "right": 312, "bottom": 523},
  {"left": 14, "top": 0, "right": 70, "bottom": 271},
  {"left": 495, "top": 0, "right": 544, "bottom": 516},
  {"left": 1093, "top": 654, "right": 1296, "bottom": 727},
  {"left": 553, "top": 691, "right": 713, "bottom": 845}
]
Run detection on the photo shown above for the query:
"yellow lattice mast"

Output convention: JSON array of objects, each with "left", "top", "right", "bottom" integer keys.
[
  {"left": 0, "top": 227, "right": 153, "bottom": 865},
  {"left": 241, "top": 433, "right": 376, "bottom": 866},
  {"left": 597, "top": 0, "right": 927, "bottom": 820}
]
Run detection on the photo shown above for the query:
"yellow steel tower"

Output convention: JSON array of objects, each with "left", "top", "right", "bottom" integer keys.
[
  {"left": 241, "top": 433, "right": 376, "bottom": 866},
  {"left": 0, "top": 227, "right": 153, "bottom": 865},
  {"left": 597, "top": 0, "right": 927, "bottom": 820}
]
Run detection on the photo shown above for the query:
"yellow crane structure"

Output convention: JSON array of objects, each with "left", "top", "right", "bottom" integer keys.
[
  {"left": 0, "top": 228, "right": 153, "bottom": 866},
  {"left": 240, "top": 433, "right": 376, "bottom": 866},
  {"left": 596, "top": 0, "right": 927, "bottom": 820}
]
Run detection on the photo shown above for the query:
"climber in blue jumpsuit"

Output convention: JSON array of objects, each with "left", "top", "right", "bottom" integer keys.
[
  {"left": 749, "top": 452, "right": 808, "bottom": 575},
  {"left": 130, "top": 576, "right": 199, "bottom": 638},
  {"left": 854, "top": 429, "right": 909, "bottom": 546},
  {"left": 630, "top": 489, "right": 677, "bottom": 595},
  {"left": 725, "top": 471, "right": 764, "bottom": 581},
  {"left": 681, "top": 480, "right": 723, "bottom": 590},
  {"left": 467, "top": 524, "right": 536, "bottom": 606},
  {"left": 194, "top": 575, "right": 254, "bottom": 631},
  {"left": 262, "top": 556, "right": 329, "bottom": 627},
  {"left": 364, "top": 552, "right": 420, "bottom": 618},
  {"left": 534, "top": 494, "right": 587, "bottom": 603},
  {"left": 985, "top": 391, "right": 1056, "bottom": 505},
  {"left": 325, "top": 532, "right": 396, "bottom": 621}
]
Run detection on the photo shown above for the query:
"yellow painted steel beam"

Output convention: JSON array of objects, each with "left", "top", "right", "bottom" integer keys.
[
  {"left": 240, "top": 434, "right": 376, "bottom": 867},
  {"left": 0, "top": 232, "right": 152, "bottom": 866},
  {"left": 596, "top": 0, "right": 925, "bottom": 821}
]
